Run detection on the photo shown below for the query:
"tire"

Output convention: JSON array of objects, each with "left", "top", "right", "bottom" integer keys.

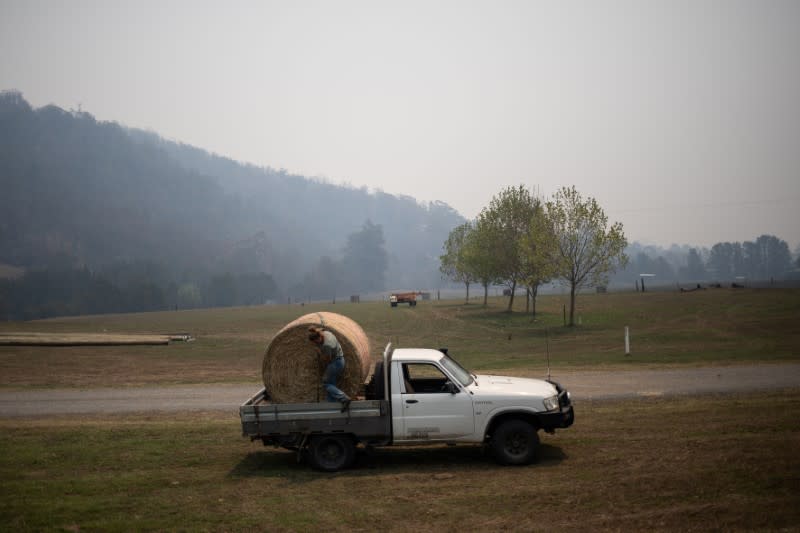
[
  {"left": 391, "top": 302, "right": 397, "bottom": 307},
  {"left": 491, "top": 420, "right": 539, "bottom": 465},
  {"left": 308, "top": 435, "right": 355, "bottom": 472}
]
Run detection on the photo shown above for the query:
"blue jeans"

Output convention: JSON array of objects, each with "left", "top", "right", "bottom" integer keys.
[{"left": 323, "top": 357, "right": 349, "bottom": 402}]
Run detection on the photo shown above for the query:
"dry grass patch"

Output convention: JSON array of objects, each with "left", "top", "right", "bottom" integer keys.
[{"left": 2, "top": 391, "right": 799, "bottom": 531}]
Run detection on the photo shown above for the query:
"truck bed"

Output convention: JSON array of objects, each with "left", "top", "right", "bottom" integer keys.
[{"left": 240, "top": 388, "right": 392, "bottom": 445}]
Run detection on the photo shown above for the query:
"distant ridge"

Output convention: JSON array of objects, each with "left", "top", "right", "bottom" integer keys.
[{"left": 0, "top": 90, "right": 465, "bottom": 297}]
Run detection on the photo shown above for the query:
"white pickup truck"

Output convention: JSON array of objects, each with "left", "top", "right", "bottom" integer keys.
[{"left": 240, "top": 344, "right": 574, "bottom": 471}]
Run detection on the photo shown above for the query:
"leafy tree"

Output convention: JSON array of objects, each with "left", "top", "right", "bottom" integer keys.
[
  {"left": 546, "top": 186, "right": 627, "bottom": 326},
  {"left": 680, "top": 248, "right": 707, "bottom": 281},
  {"left": 707, "top": 242, "right": 746, "bottom": 281},
  {"left": 740, "top": 235, "right": 791, "bottom": 280},
  {"left": 462, "top": 216, "right": 499, "bottom": 306},
  {"left": 205, "top": 273, "right": 237, "bottom": 307},
  {"left": 521, "top": 201, "right": 558, "bottom": 317},
  {"left": 293, "top": 256, "right": 341, "bottom": 302},
  {"left": 125, "top": 281, "right": 166, "bottom": 312},
  {"left": 340, "top": 220, "right": 388, "bottom": 294},
  {"left": 730, "top": 243, "right": 744, "bottom": 278},
  {"left": 177, "top": 283, "right": 202, "bottom": 309},
  {"left": 440, "top": 222, "right": 476, "bottom": 303},
  {"left": 237, "top": 273, "right": 278, "bottom": 305},
  {"left": 630, "top": 252, "right": 675, "bottom": 281},
  {"left": 289, "top": 220, "right": 387, "bottom": 301},
  {"left": 478, "top": 186, "right": 541, "bottom": 312}
]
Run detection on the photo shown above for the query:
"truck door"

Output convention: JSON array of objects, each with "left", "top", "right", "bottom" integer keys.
[{"left": 396, "top": 362, "right": 475, "bottom": 441}]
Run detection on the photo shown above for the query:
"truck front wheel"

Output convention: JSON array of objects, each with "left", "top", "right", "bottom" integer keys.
[
  {"left": 491, "top": 420, "right": 539, "bottom": 465},
  {"left": 308, "top": 435, "right": 355, "bottom": 472}
]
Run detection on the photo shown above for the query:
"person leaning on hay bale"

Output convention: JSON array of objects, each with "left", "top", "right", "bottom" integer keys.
[{"left": 308, "top": 326, "right": 351, "bottom": 411}]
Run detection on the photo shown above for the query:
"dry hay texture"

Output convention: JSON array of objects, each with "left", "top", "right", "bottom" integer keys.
[{"left": 262, "top": 312, "right": 372, "bottom": 403}]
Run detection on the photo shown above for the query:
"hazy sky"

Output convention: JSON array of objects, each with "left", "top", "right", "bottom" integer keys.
[{"left": 2, "top": 0, "right": 798, "bottom": 248}]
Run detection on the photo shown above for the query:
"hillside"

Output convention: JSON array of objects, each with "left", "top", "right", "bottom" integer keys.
[{"left": 0, "top": 90, "right": 464, "bottom": 318}]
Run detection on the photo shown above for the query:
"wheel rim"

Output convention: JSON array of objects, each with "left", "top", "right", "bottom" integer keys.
[
  {"left": 504, "top": 431, "right": 528, "bottom": 457},
  {"left": 318, "top": 439, "right": 345, "bottom": 468}
]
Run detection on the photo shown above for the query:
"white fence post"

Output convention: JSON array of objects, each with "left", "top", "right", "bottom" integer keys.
[{"left": 624, "top": 326, "right": 630, "bottom": 355}]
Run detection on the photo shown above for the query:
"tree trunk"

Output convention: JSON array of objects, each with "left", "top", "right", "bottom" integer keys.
[
  {"left": 525, "top": 288, "right": 530, "bottom": 313},
  {"left": 483, "top": 283, "right": 489, "bottom": 306},
  {"left": 530, "top": 284, "right": 539, "bottom": 318},
  {"left": 464, "top": 282, "right": 470, "bottom": 304},
  {"left": 506, "top": 280, "right": 517, "bottom": 312},
  {"left": 569, "top": 283, "right": 576, "bottom": 326}
]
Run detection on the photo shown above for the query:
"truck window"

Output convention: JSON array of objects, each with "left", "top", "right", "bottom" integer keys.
[
  {"left": 439, "top": 355, "right": 473, "bottom": 387},
  {"left": 402, "top": 363, "right": 451, "bottom": 394}
]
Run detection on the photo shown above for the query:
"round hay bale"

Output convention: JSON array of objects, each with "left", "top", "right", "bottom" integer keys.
[{"left": 262, "top": 312, "right": 371, "bottom": 403}]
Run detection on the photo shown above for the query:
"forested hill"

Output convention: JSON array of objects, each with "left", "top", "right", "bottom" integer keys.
[{"left": 0, "top": 91, "right": 464, "bottom": 318}]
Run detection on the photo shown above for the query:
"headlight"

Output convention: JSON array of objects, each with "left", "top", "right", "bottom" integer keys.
[{"left": 543, "top": 395, "right": 559, "bottom": 411}]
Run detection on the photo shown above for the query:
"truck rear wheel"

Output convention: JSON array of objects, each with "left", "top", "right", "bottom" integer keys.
[
  {"left": 308, "top": 435, "right": 355, "bottom": 472},
  {"left": 491, "top": 420, "right": 539, "bottom": 465}
]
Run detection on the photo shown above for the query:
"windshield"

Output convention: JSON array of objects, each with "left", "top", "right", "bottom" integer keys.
[{"left": 439, "top": 354, "right": 474, "bottom": 387}]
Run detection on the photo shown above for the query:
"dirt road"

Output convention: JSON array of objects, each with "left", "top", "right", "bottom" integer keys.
[{"left": 1, "top": 363, "right": 798, "bottom": 417}]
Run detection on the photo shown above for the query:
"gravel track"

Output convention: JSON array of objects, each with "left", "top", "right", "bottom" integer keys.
[{"left": 1, "top": 363, "right": 799, "bottom": 417}]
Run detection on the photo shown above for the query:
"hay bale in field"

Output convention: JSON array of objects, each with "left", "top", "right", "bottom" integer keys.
[{"left": 262, "top": 312, "right": 371, "bottom": 403}]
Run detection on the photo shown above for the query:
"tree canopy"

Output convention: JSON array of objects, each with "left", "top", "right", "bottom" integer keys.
[
  {"left": 476, "top": 186, "right": 541, "bottom": 311},
  {"left": 546, "top": 186, "right": 627, "bottom": 325},
  {"left": 439, "top": 222, "right": 476, "bottom": 303}
]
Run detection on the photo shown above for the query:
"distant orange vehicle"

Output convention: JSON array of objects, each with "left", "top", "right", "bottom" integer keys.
[{"left": 389, "top": 292, "right": 417, "bottom": 307}]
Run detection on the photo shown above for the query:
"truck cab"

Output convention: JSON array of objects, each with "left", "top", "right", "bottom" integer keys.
[{"left": 387, "top": 346, "right": 573, "bottom": 450}]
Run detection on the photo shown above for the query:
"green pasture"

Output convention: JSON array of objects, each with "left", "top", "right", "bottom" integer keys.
[{"left": 1, "top": 288, "right": 798, "bottom": 388}]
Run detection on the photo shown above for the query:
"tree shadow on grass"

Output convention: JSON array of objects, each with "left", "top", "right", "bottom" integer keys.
[{"left": 229, "top": 443, "right": 567, "bottom": 480}]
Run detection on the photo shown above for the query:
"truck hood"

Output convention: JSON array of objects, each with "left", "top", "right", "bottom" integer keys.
[{"left": 469, "top": 374, "right": 558, "bottom": 400}]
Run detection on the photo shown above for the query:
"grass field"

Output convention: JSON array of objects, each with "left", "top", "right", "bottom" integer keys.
[
  {"left": 0, "top": 288, "right": 798, "bottom": 388},
  {"left": 1, "top": 391, "right": 798, "bottom": 532},
  {"left": 2, "top": 289, "right": 799, "bottom": 531}
]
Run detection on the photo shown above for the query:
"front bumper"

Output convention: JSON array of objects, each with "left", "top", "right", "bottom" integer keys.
[{"left": 539, "top": 382, "right": 575, "bottom": 430}]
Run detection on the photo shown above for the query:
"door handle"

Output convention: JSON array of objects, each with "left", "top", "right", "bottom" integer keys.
[{"left": 405, "top": 399, "right": 418, "bottom": 404}]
